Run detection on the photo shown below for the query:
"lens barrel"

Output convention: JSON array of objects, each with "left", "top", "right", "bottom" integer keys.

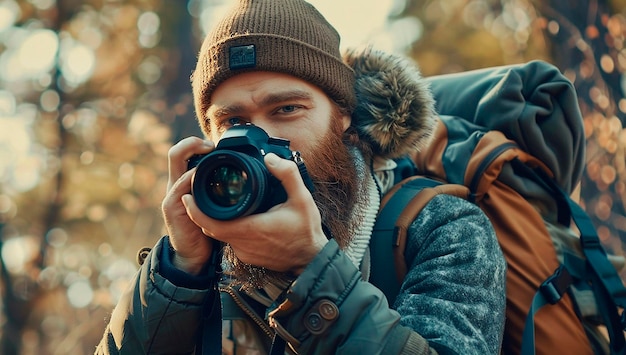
[{"left": 191, "top": 150, "right": 271, "bottom": 220}]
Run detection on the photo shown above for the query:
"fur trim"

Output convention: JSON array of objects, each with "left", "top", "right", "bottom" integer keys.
[{"left": 343, "top": 47, "right": 437, "bottom": 159}]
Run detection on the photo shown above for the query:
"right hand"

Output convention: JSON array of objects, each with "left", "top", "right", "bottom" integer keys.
[{"left": 162, "top": 136, "right": 215, "bottom": 274}]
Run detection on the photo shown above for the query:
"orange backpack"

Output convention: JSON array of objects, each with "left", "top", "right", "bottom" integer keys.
[{"left": 369, "top": 61, "right": 626, "bottom": 354}]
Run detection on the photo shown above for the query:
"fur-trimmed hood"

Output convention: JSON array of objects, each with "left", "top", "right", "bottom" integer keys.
[{"left": 343, "top": 48, "right": 437, "bottom": 159}]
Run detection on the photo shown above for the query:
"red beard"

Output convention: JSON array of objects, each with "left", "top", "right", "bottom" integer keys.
[{"left": 223, "top": 112, "right": 368, "bottom": 290}]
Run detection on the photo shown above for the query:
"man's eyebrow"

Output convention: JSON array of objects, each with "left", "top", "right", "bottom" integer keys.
[
  {"left": 260, "top": 89, "right": 313, "bottom": 106},
  {"left": 209, "top": 104, "right": 244, "bottom": 119},
  {"left": 208, "top": 89, "right": 313, "bottom": 118}
]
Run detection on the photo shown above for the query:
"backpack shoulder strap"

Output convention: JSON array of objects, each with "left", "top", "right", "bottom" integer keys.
[{"left": 370, "top": 175, "right": 469, "bottom": 304}]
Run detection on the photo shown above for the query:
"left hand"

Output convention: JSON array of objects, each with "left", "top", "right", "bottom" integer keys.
[{"left": 181, "top": 153, "right": 328, "bottom": 275}]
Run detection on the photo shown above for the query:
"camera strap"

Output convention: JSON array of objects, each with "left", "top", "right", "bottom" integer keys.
[{"left": 197, "top": 242, "right": 223, "bottom": 355}]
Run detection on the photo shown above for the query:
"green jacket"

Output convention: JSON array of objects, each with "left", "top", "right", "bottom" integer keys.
[{"left": 96, "top": 192, "right": 506, "bottom": 354}]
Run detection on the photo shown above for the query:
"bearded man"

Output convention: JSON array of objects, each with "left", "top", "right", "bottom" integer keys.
[{"left": 97, "top": 0, "right": 506, "bottom": 354}]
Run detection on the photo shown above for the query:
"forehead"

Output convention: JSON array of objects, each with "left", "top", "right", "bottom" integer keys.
[{"left": 209, "top": 71, "right": 328, "bottom": 106}]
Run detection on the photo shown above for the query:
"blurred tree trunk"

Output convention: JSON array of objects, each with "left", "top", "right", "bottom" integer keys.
[
  {"left": 160, "top": 1, "right": 203, "bottom": 142},
  {"left": 0, "top": 0, "right": 70, "bottom": 351},
  {"left": 0, "top": 223, "right": 29, "bottom": 355}
]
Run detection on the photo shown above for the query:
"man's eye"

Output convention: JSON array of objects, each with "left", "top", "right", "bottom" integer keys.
[
  {"left": 227, "top": 117, "right": 242, "bottom": 125},
  {"left": 279, "top": 105, "right": 298, "bottom": 113}
]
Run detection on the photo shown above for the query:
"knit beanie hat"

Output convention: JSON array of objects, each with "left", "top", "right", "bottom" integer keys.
[{"left": 191, "top": 0, "right": 356, "bottom": 134}]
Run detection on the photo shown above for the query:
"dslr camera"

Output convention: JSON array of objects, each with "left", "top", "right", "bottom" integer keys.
[{"left": 188, "top": 124, "right": 314, "bottom": 220}]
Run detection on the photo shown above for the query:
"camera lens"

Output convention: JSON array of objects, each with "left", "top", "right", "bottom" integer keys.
[
  {"left": 207, "top": 165, "right": 248, "bottom": 207},
  {"left": 191, "top": 151, "right": 270, "bottom": 220}
]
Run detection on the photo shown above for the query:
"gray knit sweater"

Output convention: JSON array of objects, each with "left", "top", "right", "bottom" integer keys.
[{"left": 396, "top": 193, "right": 506, "bottom": 353}]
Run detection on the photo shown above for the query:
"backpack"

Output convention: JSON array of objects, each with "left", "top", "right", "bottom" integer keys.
[{"left": 369, "top": 61, "right": 626, "bottom": 355}]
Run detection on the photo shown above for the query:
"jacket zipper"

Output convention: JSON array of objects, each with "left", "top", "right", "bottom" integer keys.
[{"left": 219, "top": 286, "right": 275, "bottom": 340}]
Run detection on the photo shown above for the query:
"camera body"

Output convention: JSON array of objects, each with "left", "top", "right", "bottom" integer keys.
[{"left": 188, "top": 124, "right": 313, "bottom": 220}]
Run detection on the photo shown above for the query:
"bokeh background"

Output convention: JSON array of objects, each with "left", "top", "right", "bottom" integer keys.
[{"left": 1, "top": 0, "right": 625, "bottom": 353}]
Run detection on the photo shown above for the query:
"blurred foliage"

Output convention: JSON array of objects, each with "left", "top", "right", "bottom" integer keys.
[
  {"left": 1, "top": 0, "right": 626, "bottom": 353},
  {"left": 0, "top": 0, "right": 198, "bottom": 353}
]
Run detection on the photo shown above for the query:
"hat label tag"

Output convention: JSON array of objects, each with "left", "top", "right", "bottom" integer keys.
[{"left": 229, "top": 45, "right": 256, "bottom": 70}]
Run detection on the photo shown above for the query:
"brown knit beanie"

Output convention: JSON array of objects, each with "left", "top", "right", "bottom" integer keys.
[{"left": 191, "top": 0, "right": 356, "bottom": 135}]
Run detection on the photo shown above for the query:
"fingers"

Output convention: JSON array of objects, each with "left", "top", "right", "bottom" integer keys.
[
  {"left": 181, "top": 194, "right": 214, "bottom": 235},
  {"left": 162, "top": 137, "right": 216, "bottom": 274},
  {"left": 167, "top": 137, "right": 214, "bottom": 191},
  {"left": 264, "top": 153, "right": 312, "bottom": 206},
  {"left": 163, "top": 169, "right": 195, "bottom": 210}
]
